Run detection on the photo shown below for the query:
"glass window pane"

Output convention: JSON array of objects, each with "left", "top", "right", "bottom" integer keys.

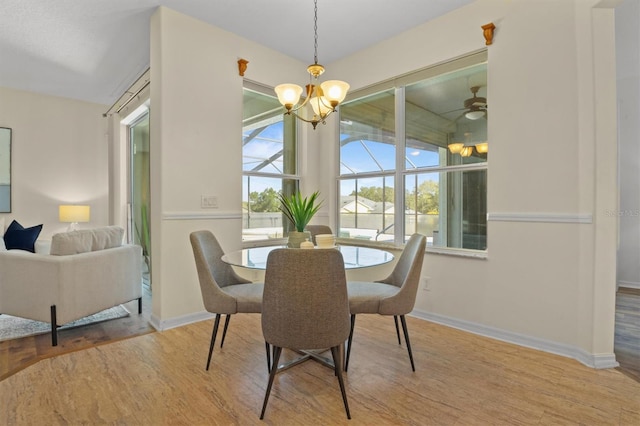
[
  {"left": 405, "top": 63, "right": 487, "bottom": 169},
  {"left": 243, "top": 89, "right": 297, "bottom": 175},
  {"left": 243, "top": 87, "right": 298, "bottom": 242},
  {"left": 339, "top": 176, "right": 395, "bottom": 242},
  {"left": 405, "top": 169, "right": 486, "bottom": 249},
  {"left": 340, "top": 90, "right": 396, "bottom": 175},
  {"left": 242, "top": 176, "right": 298, "bottom": 242}
]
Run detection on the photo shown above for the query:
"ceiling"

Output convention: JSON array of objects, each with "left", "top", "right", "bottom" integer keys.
[{"left": 0, "top": 0, "right": 474, "bottom": 106}]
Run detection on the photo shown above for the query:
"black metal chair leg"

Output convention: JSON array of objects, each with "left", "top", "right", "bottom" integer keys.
[
  {"left": 260, "top": 346, "right": 282, "bottom": 419},
  {"left": 331, "top": 346, "right": 351, "bottom": 419},
  {"left": 206, "top": 314, "right": 221, "bottom": 371},
  {"left": 50, "top": 305, "right": 58, "bottom": 347},
  {"left": 138, "top": 297, "right": 142, "bottom": 314},
  {"left": 265, "top": 341, "right": 271, "bottom": 372},
  {"left": 393, "top": 315, "right": 401, "bottom": 344},
  {"left": 400, "top": 315, "right": 415, "bottom": 371},
  {"left": 345, "top": 314, "right": 356, "bottom": 372},
  {"left": 220, "top": 314, "right": 231, "bottom": 348}
]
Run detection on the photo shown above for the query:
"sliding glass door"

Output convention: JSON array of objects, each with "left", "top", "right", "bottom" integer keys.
[{"left": 128, "top": 111, "right": 151, "bottom": 288}]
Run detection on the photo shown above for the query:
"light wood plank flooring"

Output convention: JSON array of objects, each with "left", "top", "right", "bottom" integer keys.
[
  {"left": 2, "top": 311, "right": 640, "bottom": 425},
  {"left": 0, "top": 288, "right": 154, "bottom": 381}
]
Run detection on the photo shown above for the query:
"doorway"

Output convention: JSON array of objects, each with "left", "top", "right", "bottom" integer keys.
[{"left": 128, "top": 109, "right": 151, "bottom": 289}]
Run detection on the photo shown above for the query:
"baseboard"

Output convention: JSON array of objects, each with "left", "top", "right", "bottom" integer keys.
[
  {"left": 149, "top": 310, "right": 213, "bottom": 332},
  {"left": 149, "top": 308, "right": 619, "bottom": 369},
  {"left": 410, "top": 309, "right": 619, "bottom": 370},
  {"left": 618, "top": 280, "right": 640, "bottom": 290}
]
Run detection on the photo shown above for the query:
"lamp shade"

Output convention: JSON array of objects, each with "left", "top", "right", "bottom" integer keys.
[
  {"left": 465, "top": 109, "right": 485, "bottom": 120},
  {"left": 448, "top": 142, "right": 464, "bottom": 154},
  {"left": 59, "top": 205, "right": 90, "bottom": 223},
  {"left": 475, "top": 142, "right": 489, "bottom": 153},
  {"left": 320, "top": 80, "right": 350, "bottom": 105},
  {"left": 460, "top": 146, "right": 474, "bottom": 157},
  {"left": 274, "top": 84, "right": 303, "bottom": 108}
]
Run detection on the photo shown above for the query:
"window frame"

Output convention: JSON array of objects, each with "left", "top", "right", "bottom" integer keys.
[
  {"left": 337, "top": 50, "right": 488, "bottom": 256},
  {"left": 242, "top": 81, "right": 300, "bottom": 247}
]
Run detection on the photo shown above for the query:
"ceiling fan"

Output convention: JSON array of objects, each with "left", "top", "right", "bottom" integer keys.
[{"left": 445, "top": 86, "right": 488, "bottom": 123}]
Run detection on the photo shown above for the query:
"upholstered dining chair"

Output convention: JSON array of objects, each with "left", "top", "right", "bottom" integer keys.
[
  {"left": 190, "top": 230, "right": 263, "bottom": 370},
  {"left": 304, "top": 224, "right": 333, "bottom": 245},
  {"left": 260, "top": 248, "right": 351, "bottom": 420},
  {"left": 345, "top": 233, "right": 426, "bottom": 372}
]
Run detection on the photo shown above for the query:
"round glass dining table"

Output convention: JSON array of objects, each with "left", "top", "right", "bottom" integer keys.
[{"left": 221, "top": 244, "right": 394, "bottom": 270}]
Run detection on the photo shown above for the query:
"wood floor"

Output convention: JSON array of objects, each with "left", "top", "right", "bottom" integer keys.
[
  {"left": 2, "top": 301, "right": 640, "bottom": 424},
  {"left": 0, "top": 288, "right": 154, "bottom": 381},
  {"left": 1, "top": 288, "right": 639, "bottom": 424},
  {"left": 615, "top": 287, "right": 640, "bottom": 381}
]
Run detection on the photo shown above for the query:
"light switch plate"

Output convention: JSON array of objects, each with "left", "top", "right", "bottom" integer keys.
[{"left": 201, "top": 195, "right": 218, "bottom": 209}]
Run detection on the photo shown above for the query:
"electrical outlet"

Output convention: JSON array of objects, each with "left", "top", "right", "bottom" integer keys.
[
  {"left": 201, "top": 195, "right": 218, "bottom": 209},
  {"left": 422, "top": 276, "right": 431, "bottom": 291}
]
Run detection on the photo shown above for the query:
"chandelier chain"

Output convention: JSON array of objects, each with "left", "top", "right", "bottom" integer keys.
[{"left": 313, "top": 0, "right": 318, "bottom": 65}]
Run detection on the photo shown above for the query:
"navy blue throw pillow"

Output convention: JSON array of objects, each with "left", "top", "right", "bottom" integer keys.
[{"left": 3, "top": 220, "right": 43, "bottom": 252}]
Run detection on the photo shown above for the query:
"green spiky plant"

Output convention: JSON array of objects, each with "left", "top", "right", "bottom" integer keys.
[{"left": 278, "top": 190, "right": 323, "bottom": 232}]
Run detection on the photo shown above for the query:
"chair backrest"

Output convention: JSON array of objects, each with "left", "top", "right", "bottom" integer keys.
[
  {"left": 190, "top": 230, "right": 250, "bottom": 314},
  {"left": 305, "top": 225, "right": 333, "bottom": 245},
  {"left": 377, "top": 233, "right": 427, "bottom": 316},
  {"left": 262, "top": 248, "right": 350, "bottom": 350}
]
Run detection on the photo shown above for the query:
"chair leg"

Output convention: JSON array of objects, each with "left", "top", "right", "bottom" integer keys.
[
  {"left": 400, "top": 315, "right": 415, "bottom": 372},
  {"left": 265, "top": 341, "right": 271, "bottom": 372},
  {"left": 393, "top": 315, "right": 401, "bottom": 344},
  {"left": 331, "top": 345, "right": 351, "bottom": 419},
  {"left": 220, "top": 314, "right": 231, "bottom": 348},
  {"left": 260, "top": 346, "right": 282, "bottom": 419},
  {"left": 138, "top": 297, "right": 142, "bottom": 314},
  {"left": 50, "top": 305, "right": 58, "bottom": 347},
  {"left": 345, "top": 314, "right": 356, "bottom": 372},
  {"left": 206, "top": 314, "right": 222, "bottom": 371}
]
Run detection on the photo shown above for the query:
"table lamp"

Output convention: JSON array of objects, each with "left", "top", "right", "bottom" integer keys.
[{"left": 59, "top": 205, "right": 90, "bottom": 231}]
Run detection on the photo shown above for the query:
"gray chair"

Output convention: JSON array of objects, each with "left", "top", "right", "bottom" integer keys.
[
  {"left": 304, "top": 224, "right": 333, "bottom": 245},
  {"left": 190, "top": 230, "right": 263, "bottom": 370},
  {"left": 260, "top": 248, "right": 351, "bottom": 420},
  {"left": 346, "top": 233, "right": 426, "bottom": 372}
]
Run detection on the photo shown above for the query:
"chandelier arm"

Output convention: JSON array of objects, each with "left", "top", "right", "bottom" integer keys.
[
  {"left": 317, "top": 95, "right": 337, "bottom": 111},
  {"left": 286, "top": 94, "right": 312, "bottom": 114},
  {"left": 288, "top": 109, "right": 334, "bottom": 126}
]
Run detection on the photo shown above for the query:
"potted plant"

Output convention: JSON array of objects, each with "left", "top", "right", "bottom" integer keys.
[{"left": 278, "top": 190, "right": 323, "bottom": 248}]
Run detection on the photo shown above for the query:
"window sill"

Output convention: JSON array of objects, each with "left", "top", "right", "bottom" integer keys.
[
  {"left": 426, "top": 246, "right": 488, "bottom": 259},
  {"left": 336, "top": 238, "right": 402, "bottom": 251}
]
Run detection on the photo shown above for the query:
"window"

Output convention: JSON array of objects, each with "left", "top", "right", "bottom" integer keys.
[
  {"left": 242, "top": 84, "right": 298, "bottom": 242},
  {"left": 339, "top": 52, "right": 487, "bottom": 251}
]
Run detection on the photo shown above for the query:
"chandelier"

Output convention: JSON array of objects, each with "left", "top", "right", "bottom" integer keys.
[
  {"left": 448, "top": 132, "right": 488, "bottom": 157},
  {"left": 274, "top": 0, "right": 350, "bottom": 129}
]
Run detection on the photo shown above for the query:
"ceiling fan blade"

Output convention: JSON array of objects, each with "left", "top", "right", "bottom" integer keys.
[{"left": 441, "top": 107, "right": 466, "bottom": 115}]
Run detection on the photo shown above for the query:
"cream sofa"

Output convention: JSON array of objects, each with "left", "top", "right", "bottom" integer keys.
[{"left": 0, "top": 226, "right": 143, "bottom": 346}]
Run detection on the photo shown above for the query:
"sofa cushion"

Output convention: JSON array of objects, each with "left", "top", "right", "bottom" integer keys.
[
  {"left": 50, "top": 226, "right": 124, "bottom": 256},
  {"left": 3, "top": 220, "right": 43, "bottom": 252}
]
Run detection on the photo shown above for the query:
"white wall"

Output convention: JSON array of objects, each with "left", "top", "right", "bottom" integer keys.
[
  {"left": 148, "top": 7, "right": 310, "bottom": 325},
  {"left": 0, "top": 87, "right": 108, "bottom": 238},
  {"left": 616, "top": 0, "right": 640, "bottom": 289},
  {"left": 146, "top": 1, "right": 619, "bottom": 367},
  {"left": 314, "top": 0, "right": 619, "bottom": 367}
]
